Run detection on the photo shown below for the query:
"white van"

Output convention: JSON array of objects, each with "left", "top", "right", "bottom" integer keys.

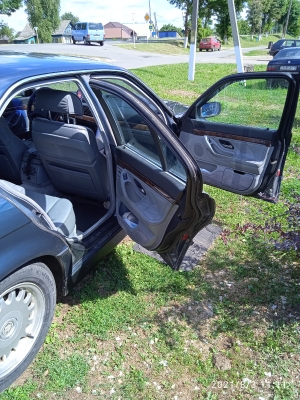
[{"left": 72, "top": 22, "right": 105, "bottom": 46}]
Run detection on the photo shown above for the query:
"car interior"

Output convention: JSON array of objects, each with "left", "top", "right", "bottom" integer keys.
[{"left": 0, "top": 81, "right": 113, "bottom": 241}]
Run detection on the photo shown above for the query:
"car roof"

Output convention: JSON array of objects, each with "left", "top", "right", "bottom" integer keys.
[{"left": 0, "top": 51, "right": 124, "bottom": 98}]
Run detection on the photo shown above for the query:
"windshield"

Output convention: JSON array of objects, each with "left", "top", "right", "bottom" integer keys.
[{"left": 89, "top": 23, "right": 103, "bottom": 30}]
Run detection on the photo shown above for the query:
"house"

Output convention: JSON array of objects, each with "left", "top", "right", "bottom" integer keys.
[
  {"left": 125, "top": 23, "right": 150, "bottom": 40},
  {"left": 13, "top": 24, "right": 36, "bottom": 44},
  {"left": 0, "top": 35, "right": 10, "bottom": 44},
  {"left": 13, "top": 20, "right": 72, "bottom": 44},
  {"left": 104, "top": 22, "right": 132, "bottom": 40},
  {"left": 52, "top": 20, "right": 72, "bottom": 43}
]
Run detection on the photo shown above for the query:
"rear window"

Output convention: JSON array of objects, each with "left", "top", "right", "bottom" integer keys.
[
  {"left": 88, "top": 23, "right": 103, "bottom": 30},
  {"left": 202, "top": 38, "right": 210, "bottom": 42}
]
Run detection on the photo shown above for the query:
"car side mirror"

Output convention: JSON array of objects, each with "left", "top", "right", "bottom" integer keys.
[{"left": 197, "top": 101, "right": 221, "bottom": 118}]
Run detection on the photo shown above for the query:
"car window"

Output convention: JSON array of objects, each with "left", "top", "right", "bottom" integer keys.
[
  {"left": 88, "top": 23, "right": 103, "bottom": 30},
  {"left": 101, "top": 89, "right": 186, "bottom": 181},
  {"left": 98, "top": 77, "right": 166, "bottom": 120},
  {"left": 81, "top": 23, "right": 87, "bottom": 30},
  {"left": 195, "top": 77, "right": 290, "bottom": 131}
]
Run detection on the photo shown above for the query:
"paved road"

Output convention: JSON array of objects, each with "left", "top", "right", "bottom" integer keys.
[{"left": 1, "top": 42, "right": 271, "bottom": 69}]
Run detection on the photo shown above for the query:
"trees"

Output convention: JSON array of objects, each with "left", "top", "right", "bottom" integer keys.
[
  {"left": 0, "top": 22, "right": 14, "bottom": 40},
  {"left": 0, "top": 0, "right": 22, "bottom": 15},
  {"left": 167, "top": 0, "right": 193, "bottom": 47},
  {"left": 60, "top": 11, "right": 79, "bottom": 26},
  {"left": 160, "top": 23, "right": 183, "bottom": 36},
  {"left": 247, "top": 0, "right": 263, "bottom": 35},
  {"left": 24, "top": 0, "right": 60, "bottom": 43}
]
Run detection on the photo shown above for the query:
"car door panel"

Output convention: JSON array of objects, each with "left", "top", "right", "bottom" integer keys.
[
  {"left": 180, "top": 72, "right": 299, "bottom": 202},
  {"left": 116, "top": 160, "right": 179, "bottom": 249},
  {"left": 91, "top": 81, "right": 215, "bottom": 269}
]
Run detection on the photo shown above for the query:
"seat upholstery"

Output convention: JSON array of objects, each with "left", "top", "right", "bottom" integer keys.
[
  {"left": 0, "top": 117, "right": 29, "bottom": 184},
  {"left": 31, "top": 88, "right": 109, "bottom": 201},
  {"left": 0, "top": 180, "right": 76, "bottom": 237}
]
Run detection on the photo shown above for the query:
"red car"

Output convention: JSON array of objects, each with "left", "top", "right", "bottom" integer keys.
[{"left": 199, "top": 36, "right": 221, "bottom": 52}]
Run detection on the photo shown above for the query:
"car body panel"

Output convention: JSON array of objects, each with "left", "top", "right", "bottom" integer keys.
[
  {"left": 179, "top": 72, "right": 299, "bottom": 202},
  {"left": 92, "top": 80, "right": 216, "bottom": 270}
]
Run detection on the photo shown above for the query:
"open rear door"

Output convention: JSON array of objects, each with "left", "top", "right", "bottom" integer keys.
[
  {"left": 91, "top": 80, "right": 215, "bottom": 270},
  {"left": 179, "top": 72, "right": 299, "bottom": 202}
]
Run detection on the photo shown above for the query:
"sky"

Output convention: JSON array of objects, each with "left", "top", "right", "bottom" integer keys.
[{"left": 1, "top": 0, "right": 185, "bottom": 33}]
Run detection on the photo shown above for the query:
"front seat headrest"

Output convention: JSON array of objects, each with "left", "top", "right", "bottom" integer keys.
[{"left": 34, "top": 88, "right": 83, "bottom": 116}]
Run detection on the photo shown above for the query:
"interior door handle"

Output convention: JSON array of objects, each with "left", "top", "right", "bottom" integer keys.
[
  {"left": 134, "top": 178, "right": 146, "bottom": 195},
  {"left": 205, "top": 137, "right": 234, "bottom": 158}
]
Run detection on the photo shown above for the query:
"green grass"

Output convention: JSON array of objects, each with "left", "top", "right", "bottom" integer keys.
[
  {"left": 244, "top": 49, "right": 271, "bottom": 56},
  {"left": 115, "top": 41, "right": 190, "bottom": 55},
  {"left": 1, "top": 63, "right": 299, "bottom": 399}
]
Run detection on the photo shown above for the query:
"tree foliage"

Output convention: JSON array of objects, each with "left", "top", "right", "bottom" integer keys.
[
  {"left": 247, "top": 0, "right": 263, "bottom": 35},
  {"left": 24, "top": 0, "right": 60, "bottom": 43},
  {"left": 0, "top": 22, "right": 14, "bottom": 39},
  {"left": 160, "top": 23, "right": 183, "bottom": 36},
  {"left": 60, "top": 11, "right": 79, "bottom": 26},
  {"left": 0, "top": 0, "right": 22, "bottom": 15}
]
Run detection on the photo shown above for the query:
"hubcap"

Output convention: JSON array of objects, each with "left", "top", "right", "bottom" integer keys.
[{"left": 0, "top": 283, "right": 45, "bottom": 377}]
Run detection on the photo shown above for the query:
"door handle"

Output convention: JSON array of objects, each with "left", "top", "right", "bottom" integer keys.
[
  {"left": 134, "top": 179, "right": 146, "bottom": 195},
  {"left": 205, "top": 137, "right": 234, "bottom": 158}
]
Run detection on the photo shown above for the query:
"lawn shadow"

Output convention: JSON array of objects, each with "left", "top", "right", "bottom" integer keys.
[{"left": 58, "top": 247, "right": 137, "bottom": 308}]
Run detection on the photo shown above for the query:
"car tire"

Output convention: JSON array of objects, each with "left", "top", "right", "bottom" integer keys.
[
  {"left": 72, "top": 37, "right": 76, "bottom": 44},
  {"left": 83, "top": 37, "right": 88, "bottom": 45},
  {"left": 212, "top": 47, "right": 215, "bottom": 52},
  {"left": 206, "top": 49, "right": 208, "bottom": 52},
  {"left": 0, "top": 263, "right": 56, "bottom": 393},
  {"left": 218, "top": 46, "right": 221, "bottom": 51},
  {"left": 100, "top": 41, "right": 104, "bottom": 46},
  {"left": 200, "top": 48, "right": 202, "bottom": 52}
]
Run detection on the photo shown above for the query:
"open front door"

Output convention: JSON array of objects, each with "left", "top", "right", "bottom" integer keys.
[
  {"left": 91, "top": 81, "right": 215, "bottom": 270},
  {"left": 179, "top": 72, "right": 299, "bottom": 202}
]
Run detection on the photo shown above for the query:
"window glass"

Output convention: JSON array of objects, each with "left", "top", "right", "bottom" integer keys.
[
  {"left": 81, "top": 23, "right": 87, "bottom": 30},
  {"left": 195, "top": 78, "right": 289, "bottom": 131},
  {"left": 99, "top": 77, "right": 164, "bottom": 119},
  {"left": 101, "top": 89, "right": 186, "bottom": 181},
  {"left": 89, "top": 23, "right": 103, "bottom": 30}
]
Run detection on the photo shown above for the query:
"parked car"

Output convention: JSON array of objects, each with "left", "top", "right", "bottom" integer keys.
[
  {"left": 267, "top": 48, "right": 300, "bottom": 88},
  {"left": 0, "top": 51, "right": 299, "bottom": 393},
  {"left": 72, "top": 22, "right": 105, "bottom": 46},
  {"left": 267, "top": 48, "right": 300, "bottom": 72},
  {"left": 268, "top": 38, "right": 300, "bottom": 57},
  {"left": 199, "top": 37, "right": 221, "bottom": 51}
]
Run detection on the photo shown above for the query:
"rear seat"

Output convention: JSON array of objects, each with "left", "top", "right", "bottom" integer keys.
[{"left": 0, "top": 180, "right": 76, "bottom": 237}]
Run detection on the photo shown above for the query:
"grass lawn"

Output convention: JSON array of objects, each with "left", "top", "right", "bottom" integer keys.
[
  {"left": 2, "top": 64, "right": 299, "bottom": 400},
  {"left": 243, "top": 49, "right": 271, "bottom": 56},
  {"left": 115, "top": 41, "right": 190, "bottom": 55}
]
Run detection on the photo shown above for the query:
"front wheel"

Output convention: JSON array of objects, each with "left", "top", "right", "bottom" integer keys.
[
  {"left": 83, "top": 37, "right": 89, "bottom": 45},
  {"left": 0, "top": 263, "right": 56, "bottom": 393},
  {"left": 199, "top": 48, "right": 202, "bottom": 52},
  {"left": 72, "top": 37, "right": 76, "bottom": 44},
  {"left": 100, "top": 41, "right": 104, "bottom": 46}
]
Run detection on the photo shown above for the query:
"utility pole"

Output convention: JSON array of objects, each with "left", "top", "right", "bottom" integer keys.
[
  {"left": 154, "top": 12, "right": 158, "bottom": 38},
  {"left": 227, "top": 0, "right": 243, "bottom": 73},
  {"left": 282, "top": 0, "right": 292, "bottom": 38},
  {"left": 149, "top": 0, "right": 152, "bottom": 23},
  {"left": 188, "top": 0, "right": 199, "bottom": 81}
]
